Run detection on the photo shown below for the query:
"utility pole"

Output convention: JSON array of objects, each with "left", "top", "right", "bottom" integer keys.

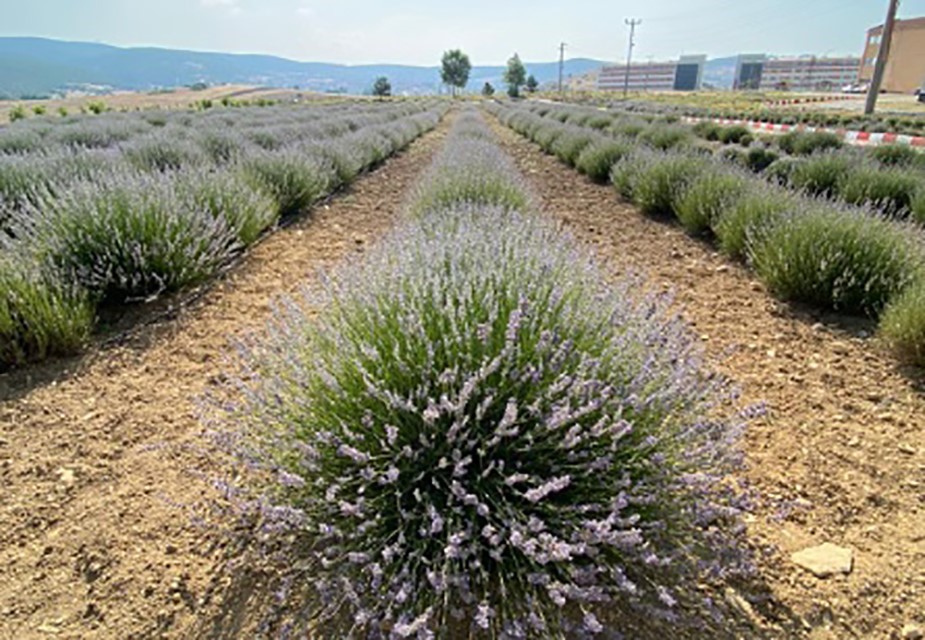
[
  {"left": 558, "top": 42, "right": 567, "bottom": 94},
  {"left": 623, "top": 19, "right": 641, "bottom": 97},
  {"left": 865, "top": 0, "right": 900, "bottom": 115}
]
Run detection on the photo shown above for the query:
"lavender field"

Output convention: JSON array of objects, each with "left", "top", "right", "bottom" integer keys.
[{"left": 0, "top": 97, "right": 923, "bottom": 639}]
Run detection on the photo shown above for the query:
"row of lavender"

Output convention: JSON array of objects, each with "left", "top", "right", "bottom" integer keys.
[
  {"left": 488, "top": 101, "right": 925, "bottom": 367},
  {"left": 211, "top": 108, "right": 756, "bottom": 637},
  {"left": 507, "top": 101, "right": 925, "bottom": 223},
  {"left": 0, "top": 101, "right": 444, "bottom": 232},
  {"left": 562, "top": 95, "right": 925, "bottom": 137},
  {"left": 0, "top": 101, "right": 447, "bottom": 369}
]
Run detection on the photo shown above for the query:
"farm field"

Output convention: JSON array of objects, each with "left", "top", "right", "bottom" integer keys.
[
  {"left": 0, "top": 97, "right": 923, "bottom": 639},
  {"left": 0, "top": 85, "right": 333, "bottom": 125},
  {"left": 488, "top": 113, "right": 925, "bottom": 638}
]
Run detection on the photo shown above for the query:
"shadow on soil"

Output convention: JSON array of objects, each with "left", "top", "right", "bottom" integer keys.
[
  {"left": 0, "top": 170, "right": 382, "bottom": 405},
  {"left": 184, "top": 531, "right": 803, "bottom": 639}
]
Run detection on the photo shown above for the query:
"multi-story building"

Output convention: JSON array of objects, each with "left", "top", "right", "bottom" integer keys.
[
  {"left": 760, "top": 56, "right": 861, "bottom": 91},
  {"left": 733, "top": 54, "right": 766, "bottom": 90},
  {"left": 858, "top": 16, "right": 925, "bottom": 93},
  {"left": 597, "top": 55, "right": 705, "bottom": 92}
]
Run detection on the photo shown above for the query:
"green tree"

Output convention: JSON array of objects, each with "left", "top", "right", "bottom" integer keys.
[
  {"left": 481, "top": 82, "right": 495, "bottom": 97},
  {"left": 504, "top": 53, "right": 527, "bottom": 98},
  {"left": 440, "top": 49, "right": 472, "bottom": 97},
  {"left": 372, "top": 76, "right": 392, "bottom": 99},
  {"left": 525, "top": 74, "right": 539, "bottom": 93}
]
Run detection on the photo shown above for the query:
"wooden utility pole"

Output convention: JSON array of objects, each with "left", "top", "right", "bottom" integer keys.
[
  {"left": 865, "top": 0, "right": 900, "bottom": 114},
  {"left": 623, "top": 19, "right": 641, "bottom": 97},
  {"left": 558, "top": 42, "right": 567, "bottom": 93}
]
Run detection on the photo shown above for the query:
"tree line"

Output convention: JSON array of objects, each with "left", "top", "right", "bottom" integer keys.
[{"left": 371, "top": 50, "right": 540, "bottom": 98}]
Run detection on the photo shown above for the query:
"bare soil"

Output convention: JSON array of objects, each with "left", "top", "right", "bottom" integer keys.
[
  {"left": 492, "top": 119, "right": 925, "bottom": 639},
  {"left": 0, "top": 118, "right": 450, "bottom": 639}
]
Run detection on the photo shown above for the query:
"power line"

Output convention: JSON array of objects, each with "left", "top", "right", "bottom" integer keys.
[{"left": 623, "top": 18, "right": 641, "bottom": 97}]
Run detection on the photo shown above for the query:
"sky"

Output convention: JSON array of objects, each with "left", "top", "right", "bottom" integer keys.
[{"left": 3, "top": 0, "right": 924, "bottom": 66}]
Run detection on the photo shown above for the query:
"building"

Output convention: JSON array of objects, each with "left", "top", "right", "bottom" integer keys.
[
  {"left": 859, "top": 16, "right": 925, "bottom": 93},
  {"left": 732, "top": 54, "right": 766, "bottom": 90},
  {"left": 597, "top": 55, "right": 706, "bottom": 92},
  {"left": 759, "top": 57, "right": 861, "bottom": 91}
]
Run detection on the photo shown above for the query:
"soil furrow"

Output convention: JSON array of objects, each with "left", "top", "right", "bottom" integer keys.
[
  {"left": 491, "top": 117, "right": 925, "bottom": 639},
  {"left": 0, "top": 116, "right": 450, "bottom": 639}
]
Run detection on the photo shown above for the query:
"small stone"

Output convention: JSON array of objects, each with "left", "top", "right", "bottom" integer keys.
[
  {"left": 715, "top": 264, "right": 730, "bottom": 273},
  {"left": 902, "top": 624, "right": 924, "bottom": 640},
  {"left": 791, "top": 543, "right": 853, "bottom": 578},
  {"left": 56, "top": 468, "right": 76, "bottom": 488},
  {"left": 899, "top": 444, "right": 917, "bottom": 455},
  {"left": 165, "top": 544, "right": 178, "bottom": 555},
  {"left": 847, "top": 437, "right": 860, "bottom": 448}
]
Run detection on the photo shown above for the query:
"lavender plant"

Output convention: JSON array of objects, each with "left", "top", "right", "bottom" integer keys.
[
  {"left": 619, "top": 151, "right": 707, "bottom": 216},
  {"left": 243, "top": 148, "right": 337, "bottom": 218},
  {"left": 748, "top": 203, "right": 924, "bottom": 315},
  {"left": 216, "top": 204, "right": 752, "bottom": 637},
  {"left": 675, "top": 170, "right": 750, "bottom": 235},
  {"left": 550, "top": 128, "right": 596, "bottom": 167},
  {"left": 410, "top": 136, "right": 531, "bottom": 216},
  {"left": 123, "top": 131, "right": 209, "bottom": 172},
  {"left": 0, "top": 255, "right": 93, "bottom": 369},
  {"left": 786, "top": 152, "right": 856, "bottom": 198},
  {"left": 879, "top": 278, "right": 925, "bottom": 366},
  {"left": 713, "top": 186, "right": 797, "bottom": 260},
  {"left": 575, "top": 138, "right": 634, "bottom": 183},
  {"left": 839, "top": 164, "right": 922, "bottom": 218},
  {"left": 177, "top": 168, "right": 279, "bottom": 245},
  {"left": 22, "top": 170, "right": 240, "bottom": 303}
]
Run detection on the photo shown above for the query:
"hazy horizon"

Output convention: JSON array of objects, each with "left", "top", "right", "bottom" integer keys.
[{"left": 3, "top": 0, "right": 924, "bottom": 66}]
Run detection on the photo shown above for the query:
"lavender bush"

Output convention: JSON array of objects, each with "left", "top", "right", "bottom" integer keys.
[
  {"left": 216, "top": 204, "right": 752, "bottom": 637},
  {"left": 748, "top": 204, "right": 924, "bottom": 315},
  {"left": 675, "top": 170, "right": 750, "bottom": 235},
  {"left": 0, "top": 255, "right": 93, "bottom": 369},
  {"left": 177, "top": 168, "right": 279, "bottom": 245},
  {"left": 410, "top": 124, "right": 531, "bottom": 215},
  {"left": 243, "top": 148, "right": 337, "bottom": 218},
  {"left": 575, "top": 138, "right": 634, "bottom": 182},
  {"left": 880, "top": 279, "right": 925, "bottom": 365},
  {"left": 23, "top": 170, "right": 240, "bottom": 303}
]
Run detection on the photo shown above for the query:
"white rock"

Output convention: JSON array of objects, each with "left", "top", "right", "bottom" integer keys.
[{"left": 791, "top": 543, "right": 853, "bottom": 578}]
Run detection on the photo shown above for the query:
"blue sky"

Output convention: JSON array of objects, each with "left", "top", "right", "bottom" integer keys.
[{"left": 3, "top": 0, "right": 924, "bottom": 65}]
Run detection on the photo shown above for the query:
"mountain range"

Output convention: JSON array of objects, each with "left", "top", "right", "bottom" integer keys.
[{"left": 0, "top": 37, "right": 614, "bottom": 98}]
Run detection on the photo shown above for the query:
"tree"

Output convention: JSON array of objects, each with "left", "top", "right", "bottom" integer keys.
[
  {"left": 525, "top": 74, "right": 539, "bottom": 93},
  {"left": 504, "top": 53, "right": 527, "bottom": 98},
  {"left": 441, "top": 50, "right": 472, "bottom": 97},
  {"left": 482, "top": 82, "right": 495, "bottom": 97},
  {"left": 373, "top": 76, "right": 392, "bottom": 99}
]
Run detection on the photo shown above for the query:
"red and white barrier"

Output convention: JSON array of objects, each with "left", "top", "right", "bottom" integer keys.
[{"left": 682, "top": 116, "right": 925, "bottom": 147}]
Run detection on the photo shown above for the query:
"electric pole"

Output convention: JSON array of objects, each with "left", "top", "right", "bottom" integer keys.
[
  {"left": 865, "top": 0, "right": 900, "bottom": 115},
  {"left": 624, "top": 19, "right": 641, "bottom": 98},
  {"left": 558, "top": 42, "right": 567, "bottom": 94}
]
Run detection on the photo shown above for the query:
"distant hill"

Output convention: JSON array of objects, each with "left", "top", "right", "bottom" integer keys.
[{"left": 0, "top": 37, "right": 608, "bottom": 98}]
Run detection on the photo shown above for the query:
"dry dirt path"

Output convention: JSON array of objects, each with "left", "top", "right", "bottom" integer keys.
[
  {"left": 0, "top": 116, "right": 451, "bottom": 639},
  {"left": 491, "top": 118, "right": 925, "bottom": 640}
]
